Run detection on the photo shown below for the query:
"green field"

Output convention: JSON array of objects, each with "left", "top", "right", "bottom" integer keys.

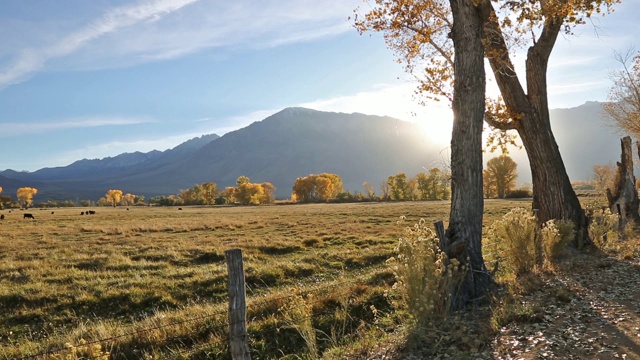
[{"left": 0, "top": 200, "right": 529, "bottom": 359}]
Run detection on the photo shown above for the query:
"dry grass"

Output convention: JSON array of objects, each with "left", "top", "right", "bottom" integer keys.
[{"left": 0, "top": 200, "right": 526, "bottom": 359}]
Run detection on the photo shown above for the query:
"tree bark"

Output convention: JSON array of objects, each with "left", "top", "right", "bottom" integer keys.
[
  {"left": 606, "top": 136, "right": 640, "bottom": 228},
  {"left": 446, "top": 0, "right": 492, "bottom": 308},
  {"left": 479, "top": 1, "right": 589, "bottom": 244}
]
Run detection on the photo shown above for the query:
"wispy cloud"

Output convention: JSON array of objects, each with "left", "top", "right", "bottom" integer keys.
[
  {"left": 0, "top": 0, "right": 200, "bottom": 89},
  {"left": 0, "top": 116, "right": 153, "bottom": 137},
  {"left": 0, "top": 0, "right": 360, "bottom": 88}
]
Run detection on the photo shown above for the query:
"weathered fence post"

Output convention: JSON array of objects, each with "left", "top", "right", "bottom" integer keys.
[
  {"left": 225, "top": 249, "right": 251, "bottom": 360},
  {"left": 433, "top": 220, "right": 447, "bottom": 254}
]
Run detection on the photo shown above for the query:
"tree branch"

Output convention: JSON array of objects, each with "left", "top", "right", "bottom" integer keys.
[
  {"left": 478, "top": 1, "right": 530, "bottom": 114},
  {"left": 484, "top": 114, "right": 517, "bottom": 131}
]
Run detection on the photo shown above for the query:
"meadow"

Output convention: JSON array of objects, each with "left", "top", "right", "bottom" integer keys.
[{"left": 0, "top": 200, "right": 531, "bottom": 359}]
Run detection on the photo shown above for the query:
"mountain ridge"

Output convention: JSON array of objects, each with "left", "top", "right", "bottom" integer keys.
[{"left": 0, "top": 104, "right": 625, "bottom": 201}]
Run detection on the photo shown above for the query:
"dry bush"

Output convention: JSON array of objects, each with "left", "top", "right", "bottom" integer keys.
[
  {"left": 589, "top": 208, "right": 619, "bottom": 249},
  {"left": 490, "top": 208, "right": 539, "bottom": 275},
  {"left": 389, "top": 218, "right": 464, "bottom": 326},
  {"left": 541, "top": 219, "right": 574, "bottom": 270}
]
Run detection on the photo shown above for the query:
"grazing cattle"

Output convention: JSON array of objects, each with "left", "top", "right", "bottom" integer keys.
[
  {"left": 178, "top": 207, "right": 183, "bottom": 210},
  {"left": 0, "top": 214, "right": 4, "bottom": 220},
  {"left": 88, "top": 210, "right": 96, "bottom": 215},
  {"left": 51, "top": 211, "right": 55, "bottom": 215},
  {"left": 126, "top": 208, "right": 130, "bottom": 211},
  {"left": 81, "top": 211, "right": 85, "bottom": 215},
  {"left": 23, "top": 213, "right": 35, "bottom": 219}
]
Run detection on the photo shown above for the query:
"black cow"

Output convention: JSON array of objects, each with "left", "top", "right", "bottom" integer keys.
[
  {"left": 23, "top": 213, "right": 35, "bottom": 219},
  {"left": 88, "top": 210, "right": 96, "bottom": 215},
  {"left": 0, "top": 214, "right": 4, "bottom": 220}
]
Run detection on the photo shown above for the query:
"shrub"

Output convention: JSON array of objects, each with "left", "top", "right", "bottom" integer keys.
[
  {"left": 541, "top": 219, "right": 574, "bottom": 269},
  {"left": 388, "top": 218, "right": 464, "bottom": 326},
  {"left": 589, "top": 208, "right": 619, "bottom": 248},
  {"left": 490, "top": 208, "right": 539, "bottom": 275}
]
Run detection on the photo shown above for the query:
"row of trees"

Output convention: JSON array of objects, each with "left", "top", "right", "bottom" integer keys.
[
  {"left": 384, "top": 169, "right": 450, "bottom": 201},
  {"left": 0, "top": 157, "right": 522, "bottom": 209},
  {"left": 149, "top": 176, "right": 276, "bottom": 206},
  {"left": 96, "top": 190, "right": 146, "bottom": 207}
]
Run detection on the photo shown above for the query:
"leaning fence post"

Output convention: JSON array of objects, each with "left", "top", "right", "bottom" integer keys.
[{"left": 225, "top": 249, "right": 251, "bottom": 360}]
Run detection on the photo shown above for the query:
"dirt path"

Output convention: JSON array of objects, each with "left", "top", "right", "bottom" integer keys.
[{"left": 492, "top": 251, "right": 640, "bottom": 359}]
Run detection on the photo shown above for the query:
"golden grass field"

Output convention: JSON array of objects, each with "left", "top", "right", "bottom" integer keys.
[{"left": 0, "top": 200, "right": 532, "bottom": 359}]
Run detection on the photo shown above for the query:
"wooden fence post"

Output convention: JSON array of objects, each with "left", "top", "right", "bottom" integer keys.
[
  {"left": 225, "top": 249, "right": 251, "bottom": 360},
  {"left": 433, "top": 220, "right": 447, "bottom": 254}
]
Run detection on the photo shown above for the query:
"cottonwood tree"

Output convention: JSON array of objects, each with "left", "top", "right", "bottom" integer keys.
[
  {"left": 236, "top": 182, "right": 275, "bottom": 205},
  {"left": 232, "top": 176, "right": 276, "bottom": 205},
  {"left": 121, "top": 193, "right": 136, "bottom": 206},
  {"left": 604, "top": 50, "right": 640, "bottom": 138},
  {"left": 105, "top": 189, "right": 123, "bottom": 208},
  {"left": 179, "top": 182, "right": 220, "bottom": 205},
  {"left": 200, "top": 182, "right": 219, "bottom": 205},
  {"left": 17, "top": 187, "right": 38, "bottom": 209},
  {"left": 416, "top": 168, "right": 451, "bottom": 200},
  {"left": 484, "top": 155, "right": 518, "bottom": 198},
  {"left": 356, "top": 0, "right": 620, "bottom": 242},
  {"left": 386, "top": 173, "right": 411, "bottom": 200},
  {"left": 358, "top": 0, "right": 491, "bottom": 305},
  {"left": 292, "top": 173, "right": 343, "bottom": 202}
]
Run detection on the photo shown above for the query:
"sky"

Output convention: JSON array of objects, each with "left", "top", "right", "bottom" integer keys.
[{"left": 0, "top": 0, "right": 639, "bottom": 172}]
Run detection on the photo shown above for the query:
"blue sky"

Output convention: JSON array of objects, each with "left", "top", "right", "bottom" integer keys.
[{"left": 0, "top": 0, "right": 638, "bottom": 172}]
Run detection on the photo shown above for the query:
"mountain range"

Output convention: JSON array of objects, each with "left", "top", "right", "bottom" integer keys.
[{"left": 0, "top": 103, "right": 625, "bottom": 202}]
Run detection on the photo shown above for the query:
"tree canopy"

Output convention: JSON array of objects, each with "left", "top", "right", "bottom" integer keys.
[
  {"left": 105, "top": 189, "right": 123, "bottom": 208},
  {"left": 292, "top": 173, "right": 344, "bottom": 202},
  {"left": 17, "top": 187, "right": 38, "bottom": 208}
]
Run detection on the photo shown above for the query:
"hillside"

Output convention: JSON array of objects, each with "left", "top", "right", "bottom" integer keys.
[{"left": 85, "top": 107, "right": 446, "bottom": 199}]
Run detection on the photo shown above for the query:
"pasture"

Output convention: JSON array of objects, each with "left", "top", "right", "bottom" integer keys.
[{"left": 0, "top": 200, "right": 529, "bottom": 359}]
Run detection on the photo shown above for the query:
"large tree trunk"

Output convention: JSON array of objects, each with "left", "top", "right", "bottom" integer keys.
[
  {"left": 606, "top": 136, "right": 640, "bottom": 229},
  {"left": 446, "top": 0, "right": 492, "bottom": 308},
  {"left": 523, "top": 43, "right": 589, "bottom": 245},
  {"left": 517, "top": 107, "right": 588, "bottom": 244},
  {"left": 480, "top": 2, "right": 589, "bottom": 244}
]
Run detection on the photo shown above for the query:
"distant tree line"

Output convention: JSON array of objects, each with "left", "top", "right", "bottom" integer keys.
[{"left": 0, "top": 156, "right": 531, "bottom": 208}]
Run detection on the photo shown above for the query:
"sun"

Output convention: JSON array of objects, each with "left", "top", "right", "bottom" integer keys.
[{"left": 414, "top": 104, "right": 454, "bottom": 148}]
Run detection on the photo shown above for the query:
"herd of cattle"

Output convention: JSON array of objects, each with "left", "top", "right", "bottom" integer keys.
[{"left": 0, "top": 209, "right": 98, "bottom": 220}]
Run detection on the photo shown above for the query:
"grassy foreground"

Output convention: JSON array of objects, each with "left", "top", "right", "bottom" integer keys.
[{"left": 0, "top": 200, "right": 529, "bottom": 359}]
